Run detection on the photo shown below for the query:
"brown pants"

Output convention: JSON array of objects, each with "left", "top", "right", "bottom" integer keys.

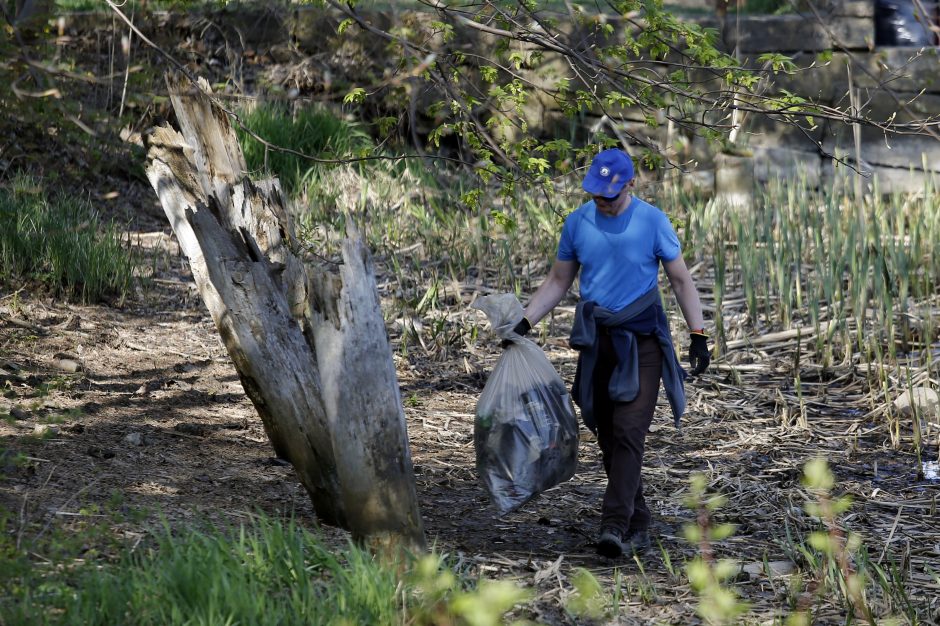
[{"left": 592, "top": 332, "right": 663, "bottom": 534}]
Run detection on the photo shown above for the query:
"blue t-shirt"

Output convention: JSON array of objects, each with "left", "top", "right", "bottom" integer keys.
[{"left": 557, "top": 196, "right": 681, "bottom": 312}]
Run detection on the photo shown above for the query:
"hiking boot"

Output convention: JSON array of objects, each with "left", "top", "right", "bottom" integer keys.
[
  {"left": 597, "top": 528, "right": 651, "bottom": 559},
  {"left": 626, "top": 528, "right": 651, "bottom": 553},
  {"left": 596, "top": 527, "right": 627, "bottom": 558}
]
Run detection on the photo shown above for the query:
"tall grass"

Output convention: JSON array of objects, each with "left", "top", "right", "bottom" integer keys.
[
  {"left": 682, "top": 176, "right": 940, "bottom": 361},
  {"left": 59, "top": 518, "right": 400, "bottom": 626},
  {"left": 0, "top": 513, "right": 527, "bottom": 626},
  {"left": 236, "top": 103, "right": 372, "bottom": 197},
  {"left": 0, "top": 176, "right": 137, "bottom": 303},
  {"left": 669, "top": 174, "right": 940, "bottom": 458}
]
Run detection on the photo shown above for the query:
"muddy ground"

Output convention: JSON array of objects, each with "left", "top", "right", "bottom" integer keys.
[{"left": 1, "top": 186, "right": 938, "bottom": 624}]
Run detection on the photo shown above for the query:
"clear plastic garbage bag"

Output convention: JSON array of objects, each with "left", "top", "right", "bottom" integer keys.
[{"left": 471, "top": 294, "right": 579, "bottom": 515}]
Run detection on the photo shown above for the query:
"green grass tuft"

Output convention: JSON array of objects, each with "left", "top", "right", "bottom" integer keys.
[
  {"left": 236, "top": 103, "right": 372, "bottom": 197},
  {"left": 0, "top": 176, "right": 138, "bottom": 303},
  {"left": 0, "top": 513, "right": 528, "bottom": 626},
  {"left": 1, "top": 516, "right": 401, "bottom": 626}
]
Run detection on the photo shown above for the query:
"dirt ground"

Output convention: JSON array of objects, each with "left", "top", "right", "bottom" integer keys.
[
  {"left": 1, "top": 9, "right": 939, "bottom": 622},
  {"left": 1, "top": 181, "right": 939, "bottom": 624}
]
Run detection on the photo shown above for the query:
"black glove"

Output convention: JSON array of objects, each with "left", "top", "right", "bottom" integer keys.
[
  {"left": 500, "top": 317, "right": 531, "bottom": 348},
  {"left": 688, "top": 331, "right": 710, "bottom": 376}
]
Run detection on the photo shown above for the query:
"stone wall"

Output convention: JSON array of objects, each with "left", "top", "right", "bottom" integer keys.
[{"left": 690, "top": 0, "right": 940, "bottom": 194}]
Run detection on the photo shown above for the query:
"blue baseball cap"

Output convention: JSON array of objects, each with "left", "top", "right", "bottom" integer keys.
[{"left": 582, "top": 149, "right": 634, "bottom": 197}]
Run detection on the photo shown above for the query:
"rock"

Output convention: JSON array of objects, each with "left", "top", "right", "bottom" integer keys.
[
  {"left": 125, "top": 432, "right": 146, "bottom": 446},
  {"left": 34, "top": 424, "right": 59, "bottom": 436},
  {"left": 820, "top": 0, "right": 876, "bottom": 17},
  {"left": 52, "top": 358, "right": 82, "bottom": 373},
  {"left": 822, "top": 125, "right": 940, "bottom": 172},
  {"left": 833, "top": 48, "right": 940, "bottom": 94},
  {"left": 10, "top": 406, "right": 29, "bottom": 421},
  {"left": 821, "top": 160, "right": 936, "bottom": 196},
  {"left": 681, "top": 169, "right": 715, "bottom": 197},
  {"left": 0, "top": 367, "right": 26, "bottom": 385},
  {"left": 830, "top": 89, "right": 940, "bottom": 125},
  {"left": 174, "top": 422, "right": 208, "bottom": 436},
  {"left": 893, "top": 387, "right": 940, "bottom": 419},
  {"left": 740, "top": 560, "right": 796, "bottom": 578},
  {"left": 87, "top": 446, "right": 115, "bottom": 459}
]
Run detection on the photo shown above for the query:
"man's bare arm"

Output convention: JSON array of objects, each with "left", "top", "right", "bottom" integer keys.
[
  {"left": 662, "top": 255, "right": 705, "bottom": 331},
  {"left": 523, "top": 259, "right": 579, "bottom": 325}
]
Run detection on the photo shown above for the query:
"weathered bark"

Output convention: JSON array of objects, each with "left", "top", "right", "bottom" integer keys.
[
  {"left": 145, "top": 73, "right": 425, "bottom": 551},
  {"left": 307, "top": 222, "right": 426, "bottom": 551}
]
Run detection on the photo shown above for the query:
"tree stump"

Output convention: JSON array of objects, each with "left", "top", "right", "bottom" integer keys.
[{"left": 145, "top": 72, "right": 425, "bottom": 552}]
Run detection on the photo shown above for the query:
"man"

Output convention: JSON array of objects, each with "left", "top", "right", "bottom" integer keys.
[{"left": 511, "top": 148, "right": 710, "bottom": 558}]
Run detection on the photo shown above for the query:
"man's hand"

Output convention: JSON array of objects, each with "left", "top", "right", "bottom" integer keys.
[
  {"left": 688, "top": 331, "right": 710, "bottom": 376},
  {"left": 501, "top": 317, "right": 531, "bottom": 348}
]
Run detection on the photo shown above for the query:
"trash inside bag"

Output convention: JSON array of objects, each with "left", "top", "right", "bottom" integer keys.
[{"left": 472, "top": 294, "right": 579, "bottom": 515}]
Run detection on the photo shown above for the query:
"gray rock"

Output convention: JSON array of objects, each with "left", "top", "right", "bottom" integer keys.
[
  {"left": 10, "top": 406, "right": 29, "bottom": 421},
  {"left": 745, "top": 114, "right": 824, "bottom": 150},
  {"left": 125, "top": 432, "right": 146, "bottom": 446},
  {"left": 820, "top": 0, "right": 876, "bottom": 17},
  {"left": 34, "top": 424, "right": 59, "bottom": 436},
  {"left": 680, "top": 169, "right": 716, "bottom": 196},
  {"left": 740, "top": 560, "right": 796, "bottom": 579},
  {"left": 52, "top": 358, "right": 81, "bottom": 373},
  {"left": 714, "top": 152, "right": 756, "bottom": 211},
  {"left": 828, "top": 88, "right": 940, "bottom": 124},
  {"left": 893, "top": 387, "right": 940, "bottom": 419}
]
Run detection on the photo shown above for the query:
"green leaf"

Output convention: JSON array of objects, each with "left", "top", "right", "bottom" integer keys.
[
  {"left": 429, "top": 20, "right": 455, "bottom": 42},
  {"left": 683, "top": 524, "right": 702, "bottom": 544},
  {"left": 343, "top": 87, "right": 366, "bottom": 105},
  {"left": 490, "top": 210, "right": 517, "bottom": 232},
  {"left": 449, "top": 579, "right": 531, "bottom": 624},
  {"left": 461, "top": 189, "right": 482, "bottom": 210},
  {"left": 375, "top": 116, "right": 398, "bottom": 136},
  {"left": 685, "top": 558, "right": 711, "bottom": 589},
  {"left": 336, "top": 18, "right": 355, "bottom": 35}
]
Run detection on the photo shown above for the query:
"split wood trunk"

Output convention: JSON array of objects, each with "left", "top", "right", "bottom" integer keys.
[{"left": 144, "top": 72, "right": 425, "bottom": 552}]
